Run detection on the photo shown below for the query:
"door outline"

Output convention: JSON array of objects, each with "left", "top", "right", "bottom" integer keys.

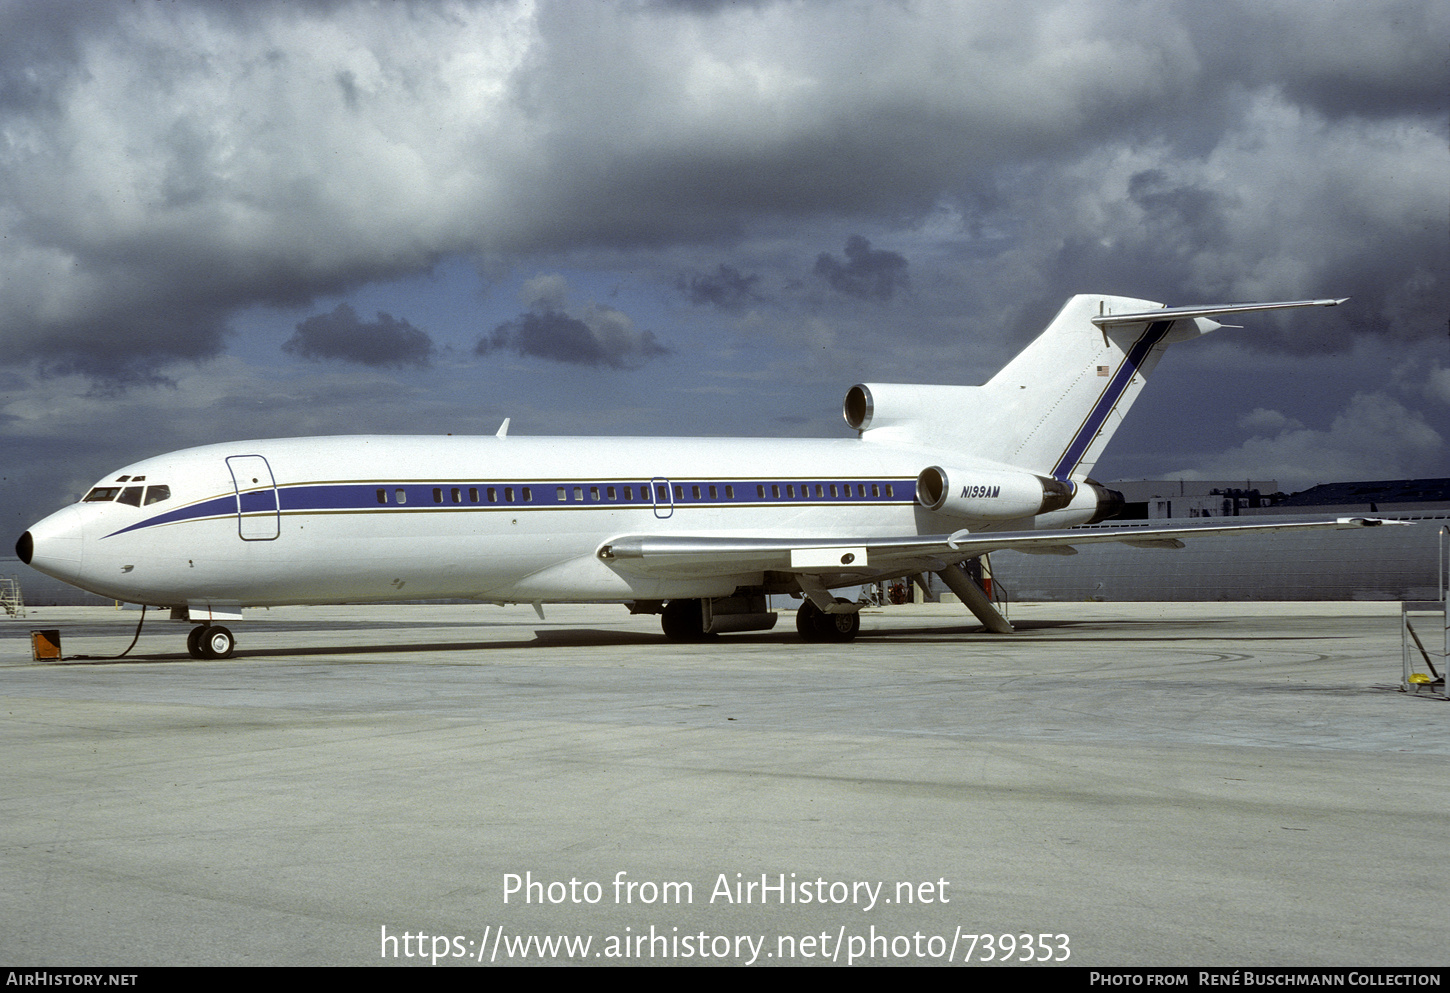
[
  {"left": 650, "top": 477, "right": 674, "bottom": 519},
  {"left": 226, "top": 455, "right": 280, "bottom": 540}
]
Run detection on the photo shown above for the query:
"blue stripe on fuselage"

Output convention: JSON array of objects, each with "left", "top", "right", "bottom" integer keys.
[{"left": 101, "top": 476, "right": 919, "bottom": 539}]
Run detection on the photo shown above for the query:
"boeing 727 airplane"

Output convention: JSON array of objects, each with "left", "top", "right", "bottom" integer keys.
[{"left": 16, "top": 293, "right": 1380, "bottom": 658}]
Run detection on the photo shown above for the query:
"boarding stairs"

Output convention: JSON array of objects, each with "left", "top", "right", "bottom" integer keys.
[{"left": 1, "top": 576, "right": 24, "bottom": 618}]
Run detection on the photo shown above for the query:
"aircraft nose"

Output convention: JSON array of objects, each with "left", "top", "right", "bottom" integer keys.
[{"left": 19, "top": 505, "right": 85, "bottom": 585}]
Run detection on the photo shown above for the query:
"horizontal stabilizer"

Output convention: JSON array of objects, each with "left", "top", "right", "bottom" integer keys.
[{"left": 1091, "top": 298, "right": 1347, "bottom": 328}]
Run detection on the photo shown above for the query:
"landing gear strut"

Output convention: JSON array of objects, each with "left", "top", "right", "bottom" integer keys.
[
  {"left": 661, "top": 599, "right": 711, "bottom": 641},
  {"left": 796, "top": 598, "right": 860, "bottom": 642},
  {"left": 187, "top": 624, "right": 235, "bottom": 659}
]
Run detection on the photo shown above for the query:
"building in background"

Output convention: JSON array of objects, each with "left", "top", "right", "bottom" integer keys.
[{"left": 985, "top": 478, "right": 1448, "bottom": 604}]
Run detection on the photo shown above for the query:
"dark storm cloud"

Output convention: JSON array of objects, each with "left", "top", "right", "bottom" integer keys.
[
  {"left": 1127, "top": 170, "right": 1224, "bottom": 241},
  {"left": 478, "top": 276, "right": 669, "bottom": 369},
  {"left": 284, "top": 304, "right": 435, "bottom": 368},
  {"left": 479, "top": 311, "right": 670, "bottom": 369},
  {"left": 814, "top": 236, "right": 910, "bottom": 302},
  {"left": 678, "top": 264, "right": 762, "bottom": 312},
  {"left": 1182, "top": 2, "right": 1450, "bottom": 120},
  {"left": 0, "top": 0, "right": 1444, "bottom": 385}
]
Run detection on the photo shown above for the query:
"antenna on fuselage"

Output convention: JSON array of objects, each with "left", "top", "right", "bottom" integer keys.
[{"left": 496, "top": 418, "right": 510, "bottom": 438}]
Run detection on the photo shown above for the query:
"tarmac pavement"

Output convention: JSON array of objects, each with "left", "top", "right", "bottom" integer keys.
[{"left": 0, "top": 601, "right": 1445, "bottom": 967}]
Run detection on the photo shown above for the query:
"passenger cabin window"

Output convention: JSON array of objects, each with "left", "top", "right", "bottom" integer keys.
[{"left": 377, "top": 489, "right": 388, "bottom": 504}]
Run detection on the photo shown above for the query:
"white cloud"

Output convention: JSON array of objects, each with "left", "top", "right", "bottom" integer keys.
[
  {"left": 1238, "top": 408, "right": 1303, "bottom": 434},
  {"left": 7, "top": 0, "right": 1438, "bottom": 377},
  {"left": 1176, "top": 392, "right": 1445, "bottom": 489},
  {"left": 1424, "top": 364, "right": 1450, "bottom": 405}
]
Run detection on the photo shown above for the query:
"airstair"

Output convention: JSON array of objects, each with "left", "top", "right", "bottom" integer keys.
[
  {"left": 1, "top": 576, "right": 24, "bottom": 618},
  {"left": 1400, "top": 527, "right": 1448, "bottom": 698}
]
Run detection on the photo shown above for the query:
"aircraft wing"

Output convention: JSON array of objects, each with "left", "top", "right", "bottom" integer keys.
[{"left": 597, "top": 516, "right": 1396, "bottom": 583}]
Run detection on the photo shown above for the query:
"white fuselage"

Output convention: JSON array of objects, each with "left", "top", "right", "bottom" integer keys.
[{"left": 24, "top": 433, "right": 1039, "bottom": 609}]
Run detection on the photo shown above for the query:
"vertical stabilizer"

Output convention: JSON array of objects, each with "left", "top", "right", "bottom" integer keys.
[
  {"left": 847, "top": 294, "right": 1180, "bottom": 477},
  {"left": 847, "top": 294, "right": 1344, "bottom": 480},
  {"left": 982, "top": 294, "right": 1175, "bottom": 479}
]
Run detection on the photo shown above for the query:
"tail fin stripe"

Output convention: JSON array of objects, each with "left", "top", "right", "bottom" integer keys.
[{"left": 1050, "top": 320, "right": 1172, "bottom": 480}]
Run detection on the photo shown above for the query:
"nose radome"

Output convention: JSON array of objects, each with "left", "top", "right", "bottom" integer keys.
[{"left": 18, "top": 505, "right": 85, "bottom": 585}]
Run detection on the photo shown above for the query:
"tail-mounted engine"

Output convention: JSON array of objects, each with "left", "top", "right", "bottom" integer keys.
[{"left": 1040, "top": 478, "right": 1125, "bottom": 527}]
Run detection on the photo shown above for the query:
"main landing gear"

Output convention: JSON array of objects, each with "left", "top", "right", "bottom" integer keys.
[
  {"left": 657, "top": 595, "right": 861, "bottom": 642},
  {"left": 660, "top": 599, "right": 715, "bottom": 641},
  {"left": 795, "top": 597, "right": 860, "bottom": 643},
  {"left": 187, "top": 624, "right": 235, "bottom": 659}
]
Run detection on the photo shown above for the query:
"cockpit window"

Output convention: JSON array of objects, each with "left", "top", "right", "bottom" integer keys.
[{"left": 82, "top": 482, "right": 171, "bottom": 505}]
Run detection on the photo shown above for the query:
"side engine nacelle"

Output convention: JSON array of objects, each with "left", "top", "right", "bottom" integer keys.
[{"left": 916, "top": 465, "right": 1075, "bottom": 521}]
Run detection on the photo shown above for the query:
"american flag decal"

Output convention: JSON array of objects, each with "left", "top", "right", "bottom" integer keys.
[{"left": 1096, "top": 365, "right": 1110, "bottom": 376}]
